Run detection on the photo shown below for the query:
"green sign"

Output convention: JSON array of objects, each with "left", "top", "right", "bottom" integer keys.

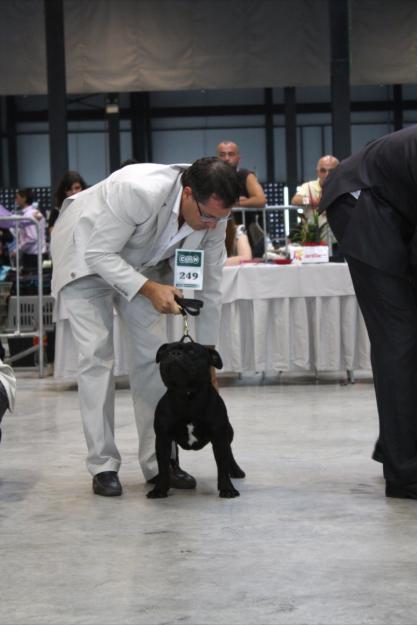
[{"left": 176, "top": 251, "right": 202, "bottom": 267}]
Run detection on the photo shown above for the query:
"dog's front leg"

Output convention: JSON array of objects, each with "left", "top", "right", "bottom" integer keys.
[
  {"left": 147, "top": 433, "right": 171, "bottom": 499},
  {"left": 229, "top": 447, "right": 246, "bottom": 478},
  {"left": 212, "top": 438, "right": 240, "bottom": 498}
]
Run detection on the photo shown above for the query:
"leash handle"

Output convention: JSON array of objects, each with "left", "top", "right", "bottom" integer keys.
[
  {"left": 174, "top": 296, "right": 203, "bottom": 342},
  {"left": 174, "top": 295, "right": 204, "bottom": 317}
]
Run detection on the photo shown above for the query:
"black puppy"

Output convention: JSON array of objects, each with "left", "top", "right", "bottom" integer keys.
[{"left": 147, "top": 340, "right": 245, "bottom": 499}]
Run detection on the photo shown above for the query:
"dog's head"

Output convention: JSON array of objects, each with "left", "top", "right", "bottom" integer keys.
[{"left": 156, "top": 341, "right": 222, "bottom": 393}]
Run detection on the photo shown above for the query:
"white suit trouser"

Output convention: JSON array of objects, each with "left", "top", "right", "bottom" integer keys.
[{"left": 61, "top": 272, "right": 171, "bottom": 480}]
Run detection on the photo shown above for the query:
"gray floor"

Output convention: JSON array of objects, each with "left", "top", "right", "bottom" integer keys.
[{"left": 2, "top": 373, "right": 417, "bottom": 625}]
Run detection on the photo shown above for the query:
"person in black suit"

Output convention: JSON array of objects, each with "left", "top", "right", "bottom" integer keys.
[{"left": 320, "top": 126, "right": 417, "bottom": 500}]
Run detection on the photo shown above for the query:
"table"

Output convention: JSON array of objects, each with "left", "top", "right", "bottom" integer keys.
[
  {"left": 218, "top": 263, "right": 370, "bottom": 374},
  {"left": 53, "top": 263, "right": 371, "bottom": 379}
]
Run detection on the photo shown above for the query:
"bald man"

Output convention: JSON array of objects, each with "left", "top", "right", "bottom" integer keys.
[
  {"left": 291, "top": 155, "right": 340, "bottom": 226},
  {"left": 216, "top": 141, "right": 266, "bottom": 208}
]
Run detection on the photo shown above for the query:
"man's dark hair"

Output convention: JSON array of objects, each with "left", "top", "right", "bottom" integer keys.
[{"left": 181, "top": 157, "right": 240, "bottom": 208}]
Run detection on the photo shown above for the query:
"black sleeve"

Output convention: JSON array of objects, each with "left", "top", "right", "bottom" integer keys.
[{"left": 48, "top": 208, "right": 60, "bottom": 229}]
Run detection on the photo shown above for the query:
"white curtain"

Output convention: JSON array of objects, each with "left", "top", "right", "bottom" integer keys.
[{"left": 0, "top": 0, "right": 416, "bottom": 95}]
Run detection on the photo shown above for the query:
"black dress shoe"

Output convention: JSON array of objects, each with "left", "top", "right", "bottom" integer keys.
[
  {"left": 148, "top": 459, "right": 196, "bottom": 489},
  {"left": 386, "top": 481, "right": 417, "bottom": 500},
  {"left": 92, "top": 471, "right": 122, "bottom": 497}
]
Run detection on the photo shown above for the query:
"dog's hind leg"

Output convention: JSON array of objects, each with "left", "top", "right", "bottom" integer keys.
[
  {"left": 229, "top": 447, "right": 246, "bottom": 478},
  {"left": 212, "top": 438, "right": 240, "bottom": 498}
]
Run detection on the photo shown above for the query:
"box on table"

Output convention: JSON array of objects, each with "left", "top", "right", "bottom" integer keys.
[{"left": 287, "top": 244, "right": 329, "bottom": 264}]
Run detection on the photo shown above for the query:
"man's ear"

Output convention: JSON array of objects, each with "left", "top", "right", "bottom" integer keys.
[
  {"left": 156, "top": 344, "right": 169, "bottom": 363},
  {"left": 183, "top": 186, "right": 193, "bottom": 200},
  {"left": 207, "top": 347, "right": 223, "bottom": 370}
]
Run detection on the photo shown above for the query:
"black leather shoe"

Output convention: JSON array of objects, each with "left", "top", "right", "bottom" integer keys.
[
  {"left": 386, "top": 481, "right": 417, "bottom": 500},
  {"left": 92, "top": 471, "right": 122, "bottom": 497},
  {"left": 372, "top": 439, "right": 384, "bottom": 463},
  {"left": 148, "top": 459, "right": 196, "bottom": 489}
]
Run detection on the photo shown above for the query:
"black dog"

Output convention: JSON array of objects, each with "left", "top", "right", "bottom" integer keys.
[{"left": 147, "top": 340, "right": 245, "bottom": 499}]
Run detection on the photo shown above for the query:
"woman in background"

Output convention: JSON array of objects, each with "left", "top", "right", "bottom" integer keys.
[
  {"left": 48, "top": 171, "right": 87, "bottom": 234},
  {"left": 14, "top": 188, "right": 46, "bottom": 270},
  {"left": 225, "top": 217, "right": 252, "bottom": 266}
]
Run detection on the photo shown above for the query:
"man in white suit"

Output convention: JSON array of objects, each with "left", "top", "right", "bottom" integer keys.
[
  {"left": 51, "top": 157, "right": 240, "bottom": 497},
  {"left": 0, "top": 358, "right": 16, "bottom": 445}
]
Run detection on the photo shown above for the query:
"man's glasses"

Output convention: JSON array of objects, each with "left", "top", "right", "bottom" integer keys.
[
  {"left": 319, "top": 167, "right": 336, "bottom": 174},
  {"left": 194, "top": 197, "right": 231, "bottom": 223}
]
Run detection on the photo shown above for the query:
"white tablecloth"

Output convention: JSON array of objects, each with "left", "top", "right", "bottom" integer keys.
[{"left": 54, "top": 263, "right": 371, "bottom": 378}]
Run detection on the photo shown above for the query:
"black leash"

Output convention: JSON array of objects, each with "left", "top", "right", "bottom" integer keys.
[
  {"left": 174, "top": 295, "right": 204, "bottom": 342},
  {"left": 174, "top": 295, "right": 203, "bottom": 317}
]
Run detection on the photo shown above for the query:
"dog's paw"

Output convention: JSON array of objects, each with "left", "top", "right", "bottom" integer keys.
[
  {"left": 230, "top": 466, "right": 246, "bottom": 479},
  {"left": 219, "top": 486, "right": 240, "bottom": 498},
  {"left": 147, "top": 487, "right": 169, "bottom": 499}
]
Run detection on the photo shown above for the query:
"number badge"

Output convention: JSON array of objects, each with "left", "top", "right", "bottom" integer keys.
[{"left": 174, "top": 250, "right": 204, "bottom": 290}]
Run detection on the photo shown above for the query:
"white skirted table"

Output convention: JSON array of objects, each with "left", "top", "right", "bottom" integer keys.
[{"left": 53, "top": 263, "right": 371, "bottom": 379}]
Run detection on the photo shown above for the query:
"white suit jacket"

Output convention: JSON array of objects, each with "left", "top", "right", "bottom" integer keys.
[
  {"left": 0, "top": 359, "right": 16, "bottom": 412},
  {"left": 50, "top": 163, "right": 227, "bottom": 345}
]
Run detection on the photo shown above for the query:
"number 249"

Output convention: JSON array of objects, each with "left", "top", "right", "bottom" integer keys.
[{"left": 179, "top": 271, "right": 198, "bottom": 280}]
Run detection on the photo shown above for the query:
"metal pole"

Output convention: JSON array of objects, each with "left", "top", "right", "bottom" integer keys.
[
  {"left": 284, "top": 87, "right": 298, "bottom": 199},
  {"left": 37, "top": 220, "right": 44, "bottom": 377},
  {"left": 6, "top": 97, "right": 18, "bottom": 187},
  {"left": 106, "top": 93, "right": 121, "bottom": 173},
  {"left": 329, "top": 0, "right": 352, "bottom": 159},
  {"left": 44, "top": 0, "right": 69, "bottom": 193},
  {"left": 14, "top": 220, "right": 20, "bottom": 334},
  {"left": 264, "top": 88, "right": 275, "bottom": 182}
]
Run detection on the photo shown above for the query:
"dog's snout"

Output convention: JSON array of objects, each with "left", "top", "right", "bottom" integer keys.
[{"left": 167, "top": 349, "right": 184, "bottom": 361}]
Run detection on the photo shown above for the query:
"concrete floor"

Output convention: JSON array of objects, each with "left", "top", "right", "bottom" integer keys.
[{"left": 1, "top": 373, "right": 417, "bottom": 625}]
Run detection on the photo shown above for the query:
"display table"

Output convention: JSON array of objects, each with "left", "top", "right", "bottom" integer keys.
[{"left": 53, "top": 263, "right": 371, "bottom": 379}]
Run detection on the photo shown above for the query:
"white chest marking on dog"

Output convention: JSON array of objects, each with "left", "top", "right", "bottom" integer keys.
[{"left": 187, "top": 424, "right": 198, "bottom": 446}]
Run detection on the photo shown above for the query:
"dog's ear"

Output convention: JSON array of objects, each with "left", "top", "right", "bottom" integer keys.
[
  {"left": 207, "top": 347, "right": 223, "bottom": 370},
  {"left": 156, "top": 344, "right": 169, "bottom": 363}
]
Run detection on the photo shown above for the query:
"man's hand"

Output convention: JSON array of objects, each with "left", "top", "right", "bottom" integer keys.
[{"left": 139, "top": 280, "right": 183, "bottom": 314}]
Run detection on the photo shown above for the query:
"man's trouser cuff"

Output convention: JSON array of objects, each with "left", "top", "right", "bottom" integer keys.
[{"left": 0, "top": 380, "right": 9, "bottom": 444}]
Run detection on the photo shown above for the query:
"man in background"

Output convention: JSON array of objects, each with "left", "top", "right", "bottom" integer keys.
[
  {"left": 291, "top": 154, "right": 340, "bottom": 223},
  {"left": 216, "top": 141, "right": 266, "bottom": 208},
  {"left": 216, "top": 140, "right": 266, "bottom": 255}
]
